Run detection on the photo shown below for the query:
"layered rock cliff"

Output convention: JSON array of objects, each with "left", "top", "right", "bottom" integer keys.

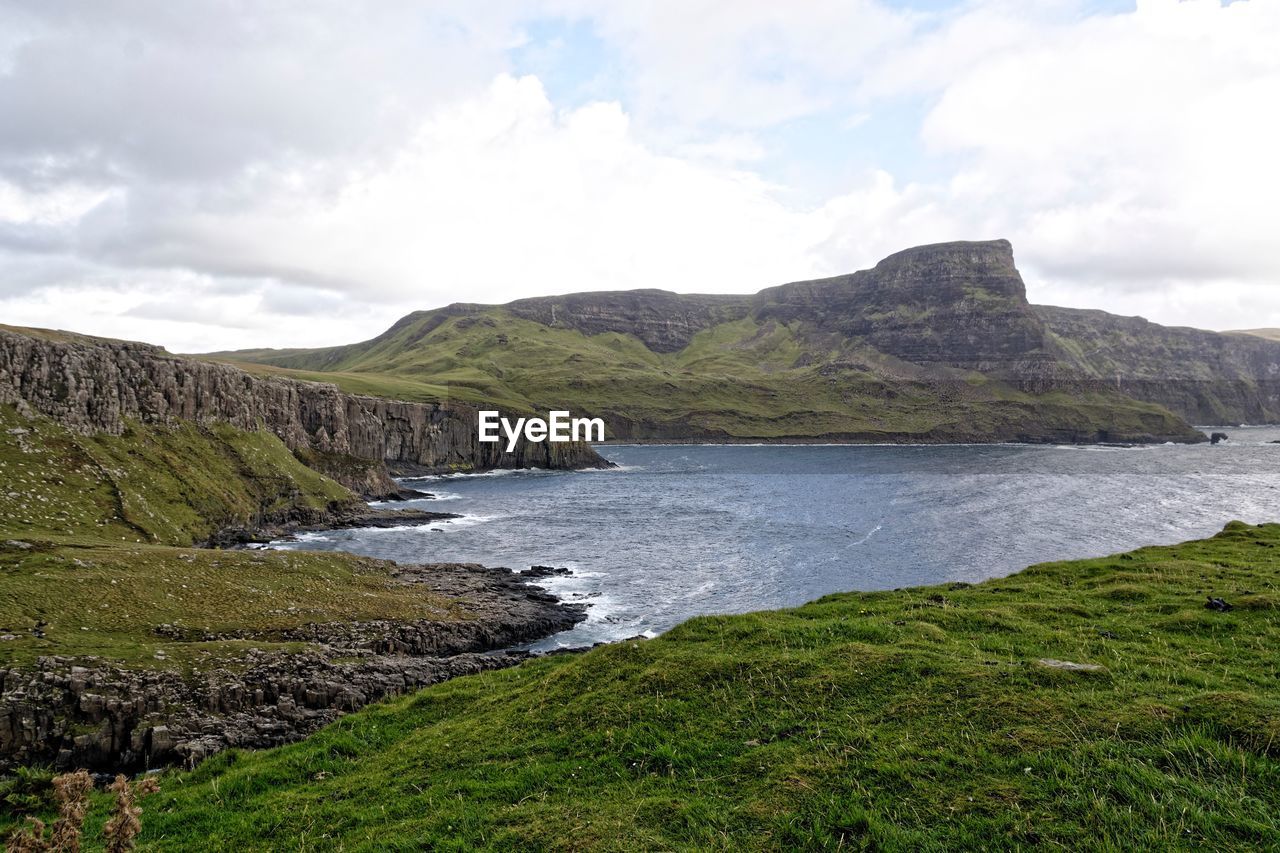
[
  {"left": 205, "top": 239, "right": 1280, "bottom": 440},
  {"left": 0, "top": 326, "right": 610, "bottom": 479},
  {"left": 1037, "top": 307, "right": 1280, "bottom": 425},
  {"left": 756, "top": 240, "right": 1056, "bottom": 374},
  {"left": 508, "top": 290, "right": 749, "bottom": 353}
]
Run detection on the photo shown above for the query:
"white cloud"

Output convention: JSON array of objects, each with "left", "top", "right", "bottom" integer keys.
[
  {"left": 2, "top": 0, "right": 1280, "bottom": 351},
  {"left": 920, "top": 0, "right": 1280, "bottom": 283},
  {"left": 0, "top": 75, "right": 834, "bottom": 349},
  {"left": 546, "top": 0, "right": 915, "bottom": 130}
]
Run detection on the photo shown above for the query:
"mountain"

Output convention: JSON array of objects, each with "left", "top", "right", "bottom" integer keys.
[{"left": 211, "top": 239, "right": 1280, "bottom": 443}]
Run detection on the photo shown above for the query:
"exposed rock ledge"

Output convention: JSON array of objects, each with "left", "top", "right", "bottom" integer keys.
[
  {"left": 0, "top": 564, "right": 586, "bottom": 773},
  {"left": 0, "top": 326, "right": 611, "bottom": 485}
]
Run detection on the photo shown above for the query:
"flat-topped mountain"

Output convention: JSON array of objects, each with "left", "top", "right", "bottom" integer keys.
[{"left": 209, "top": 240, "right": 1280, "bottom": 442}]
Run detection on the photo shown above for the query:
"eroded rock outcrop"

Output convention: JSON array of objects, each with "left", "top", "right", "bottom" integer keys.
[
  {"left": 0, "top": 564, "right": 586, "bottom": 772},
  {"left": 0, "top": 327, "right": 610, "bottom": 477},
  {"left": 757, "top": 239, "right": 1056, "bottom": 374}
]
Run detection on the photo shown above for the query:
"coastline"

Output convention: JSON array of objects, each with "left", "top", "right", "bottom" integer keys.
[
  {"left": 588, "top": 425, "right": 1208, "bottom": 445},
  {"left": 0, "top": 560, "right": 586, "bottom": 772}
]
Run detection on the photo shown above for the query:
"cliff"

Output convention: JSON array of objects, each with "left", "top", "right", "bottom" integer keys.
[
  {"left": 1037, "top": 307, "right": 1280, "bottom": 424},
  {"left": 507, "top": 290, "right": 749, "bottom": 353},
  {"left": 0, "top": 325, "right": 610, "bottom": 481},
  {"left": 209, "top": 240, "right": 1211, "bottom": 445},
  {"left": 0, "top": 562, "right": 584, "bottom": 772},
  {"left": 756, "top": 239, "right": 1055, "bottom": 374}
]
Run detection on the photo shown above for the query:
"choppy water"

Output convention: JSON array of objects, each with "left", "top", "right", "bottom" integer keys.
[{"left": 274, "top": 427, "right": 1280, "bottom": 649}]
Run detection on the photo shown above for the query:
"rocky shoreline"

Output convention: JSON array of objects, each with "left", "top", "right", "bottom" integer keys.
[
  {"left": 203, "top": 503, "right": 463, "bottom": 548},
  {"left": 0, "top": 563, "right": 586, "bottom": 773}
]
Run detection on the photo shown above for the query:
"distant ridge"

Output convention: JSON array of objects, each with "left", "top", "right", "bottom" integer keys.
[
  {"left": 1231, "top": 328, "right": 1280, "bottom": 343},
  {"left": 206, "top": 240, "right": 1280, "bottom": 442}
]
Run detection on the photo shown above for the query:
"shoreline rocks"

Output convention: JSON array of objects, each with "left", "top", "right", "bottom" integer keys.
[{"left": 0, "top": 564, "right": 585, "bottom": 773}]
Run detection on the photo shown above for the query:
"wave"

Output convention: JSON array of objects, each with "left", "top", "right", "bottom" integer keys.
[
  {"left": 434, "top": 513, "right": 502, "bottom": 530},
  {"left": 850, "top": 524, "right": 882, "bottom": 546},
  {"left": 400, "top": 467, "right": 558, "bottom": 484}
]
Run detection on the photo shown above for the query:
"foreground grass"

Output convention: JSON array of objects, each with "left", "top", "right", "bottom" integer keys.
[{"left": 91, "top": 521, "right": 1280, "bottom": 850}]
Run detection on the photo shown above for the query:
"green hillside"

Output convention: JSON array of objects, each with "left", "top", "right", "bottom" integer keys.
[
  {"left": 211, "top": 241, "right": 1280, "bottom": 438},
  {"left": 206, "top": 241, "right": 1210, "bottom": 444},
  {"left": 26, "top": 521, "right": 1270, "bottom": 849},
  {"left": 209, "top": 309, "right": 1197, "bottom": 444},
  {"left": 0, "top": 405, "right": 450, "bottom": 671}
]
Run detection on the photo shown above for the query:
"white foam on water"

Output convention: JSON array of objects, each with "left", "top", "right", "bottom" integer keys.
[
  {"left": 336, "top": 523, "right": 431, "bottom": 536},
  {"left": 284, "top": 531, "right": 335, "bottom": 544},
  {"left": 366, "top": 491, "right": 463, "bottom": 508},
  {"left": 405, "top": 467, "right": 557, "bottom": 484},
  {"left": 850, "top": 524, "right": 882, "bottom": 546},
  {"left": 445, "top": 512, "right": 504, "bottom": 525}
]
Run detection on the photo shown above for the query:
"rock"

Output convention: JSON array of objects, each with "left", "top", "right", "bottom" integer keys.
[
  {"left": 520, "top": 565, "right": 573, "bottom": 578},
  {"left": 0, "top": 563, "right": 586, "bottom": 774},
  {"left": 0, "top": 327, "right": 613, "bottom": 482},
  {"left": 1204, "top": 596, "right": 1233, "bottom": 612},
  {"left": 383, "top": 487, "right": 435, "bottom": 501},
  {"left": 1036, "top": 658, "right": 1106, "bottom": 673},
  {"left": 1036, "top": 309, "right": 1280, "bottom": 425},
  {"left": 1210, "top": 432, "right": 1229, "bottom": 444}
]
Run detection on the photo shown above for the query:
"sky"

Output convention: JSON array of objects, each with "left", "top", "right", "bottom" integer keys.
[{"left": 0, "top": 0, "right": 1277, "bottom": 352}]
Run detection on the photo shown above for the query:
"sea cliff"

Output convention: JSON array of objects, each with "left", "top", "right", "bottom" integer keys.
[{"left": 0, "top": 326, "right": 610, "bottom": 482}]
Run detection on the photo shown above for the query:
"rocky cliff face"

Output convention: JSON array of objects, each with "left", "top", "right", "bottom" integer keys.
[
  {"left": 212, "top": 239, "right": 1280, "bottom": 440},
  {"left": 1037, "top": 306, "right": 1280, "bottom": 424},
  {"left": 0, "top": 327, "right": 609, "bottom": 477},
  {"left": 757, "top": 240, "right": 1055, "bottom": 374},
  {"left": 507, "top": 290, "right": 749, "bottom": 353}
]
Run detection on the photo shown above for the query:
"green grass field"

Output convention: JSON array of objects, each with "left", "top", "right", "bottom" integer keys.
[
  {"left": 8, "top": 521, "right": 1269, "bottom": 850},
  {"left": 0, "top": 405, "right": 460, "bottom": 672}
]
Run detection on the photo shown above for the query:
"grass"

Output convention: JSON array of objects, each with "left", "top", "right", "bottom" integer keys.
[
  {"left": 207, "top": 309, "right": 1200, "bottom": 443},
  {"left": 0, "top": 405, "right": 354, "bottom": 547},
  {"left": 15, "top": 520, "right": 1262, "bottom": 850},
  {"left": 0, "top": 540, "right": 458, "bottom": 670},
  {"left": 0, "top": 404, "right": 464, "bottom": 672}
]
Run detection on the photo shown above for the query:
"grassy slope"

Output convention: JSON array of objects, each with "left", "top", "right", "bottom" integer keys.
[
  {"left": 0, "top": 541, "right": 456, "bottom": 671},
  {"left": 0, "top": 405, "right": 456, "bottom": 671},
  {"left": 1231, "top": 329, "right": 1280, "bottom": 343},
  {"left": 210, "top": 310, "right": 1194, "bottom": 442},
  {"left": 77, "top": 522, "right": 1277, "bottom": 850},
  {"left": 0, "top": 405, "right": 353, "bottom": 546}
]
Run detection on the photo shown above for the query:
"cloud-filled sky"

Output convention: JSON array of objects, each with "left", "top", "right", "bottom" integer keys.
[{"left": 1, "top": 0, "right": 1277, "bottom": 352}]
